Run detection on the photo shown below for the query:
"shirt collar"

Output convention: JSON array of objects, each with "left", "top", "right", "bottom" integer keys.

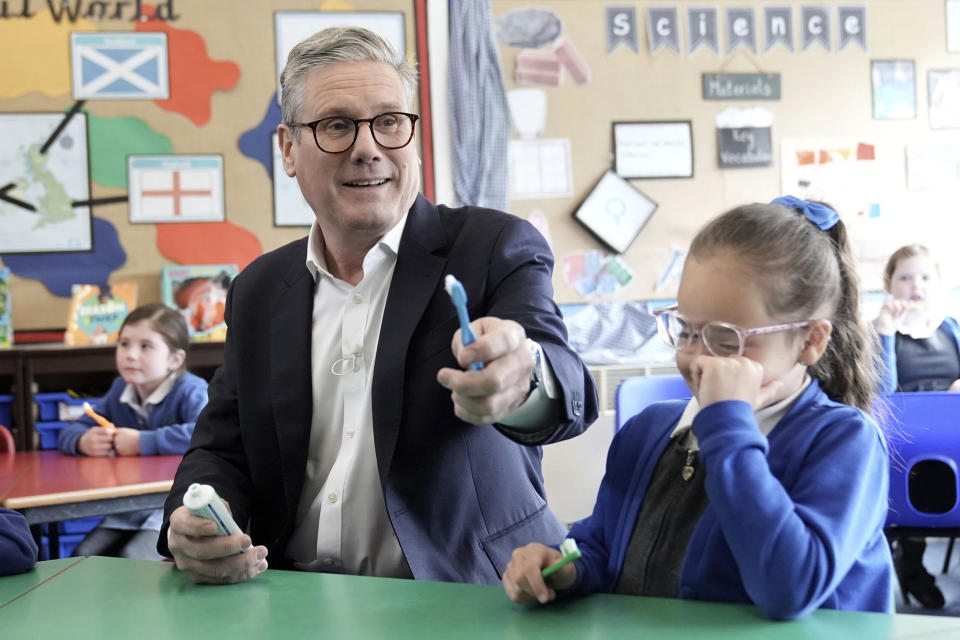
[
  {"left": 119, "top": 371, "right": 181, "bottom": 412},
  {"left": 671, "top": 375, "right": 812, "bottom": 447},
  {"left": 305, "top": 214, "right": 408, "bottom": 283}
]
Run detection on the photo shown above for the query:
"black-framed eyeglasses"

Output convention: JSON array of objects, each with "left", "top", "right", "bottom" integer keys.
[
  {"left": 653, "top": 305, "right": 811, "bottom": 358},
  {"left": 291, "top": 112, "right": 419, "bottom": 154}
]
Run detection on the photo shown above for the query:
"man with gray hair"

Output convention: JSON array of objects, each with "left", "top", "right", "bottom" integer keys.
[{"left": 159, "top": 26, "right": 597, "bottom": 585}]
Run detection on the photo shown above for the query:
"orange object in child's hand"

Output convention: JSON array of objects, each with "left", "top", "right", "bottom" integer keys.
[{"left": 82, "top": 402, "right": 116, "bottom": 431}]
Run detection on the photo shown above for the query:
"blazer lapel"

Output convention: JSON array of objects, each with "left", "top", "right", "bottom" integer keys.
[
  {"left": 372, "top": 195, "right": 447, "bottom": 485},
  {"left": 270, "top": 248, "right": 315, "bottom": 521}
]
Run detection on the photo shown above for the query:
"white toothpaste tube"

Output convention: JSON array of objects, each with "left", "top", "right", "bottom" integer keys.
[{"left": 183, "top": 483, "right": 243, "bottom": 536}]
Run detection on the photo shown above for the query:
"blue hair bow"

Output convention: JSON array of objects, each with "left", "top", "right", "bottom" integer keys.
[{"left": 770, "top": 195, "right": 840, "bottom": 231}]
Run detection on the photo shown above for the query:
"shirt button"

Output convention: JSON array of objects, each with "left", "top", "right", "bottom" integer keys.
[
  {"left": 345, "top": 430, "right": 355, "bottom": 439},
  {"left": 353, "top": 293, "right": 364, "bottom": 304},
  {"left": 327, "top": 493, "right": 338, "bottom": 503}
]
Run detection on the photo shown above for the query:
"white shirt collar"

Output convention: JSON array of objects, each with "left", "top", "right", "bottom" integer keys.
[
  {"left": 119, "top": 370, "right": 181, "bottom": 413},
  {"left": 305, "top": 214, "right": 408, "bottom": 283},
  {"left": 671, "top": 375, "right": 812, "bottom": 448}
]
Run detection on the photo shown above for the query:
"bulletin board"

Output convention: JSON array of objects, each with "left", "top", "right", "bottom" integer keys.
[
  {"left": 0, "top": 0, "right": 428, "bottom": 331},
  {"left": 492, "top": 0, "right": 960, "bottom": 304}
]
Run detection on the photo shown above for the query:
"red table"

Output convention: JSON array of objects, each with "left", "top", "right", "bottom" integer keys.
[{"left": 1, "top": 451, "right": 182, "bottom": 556}]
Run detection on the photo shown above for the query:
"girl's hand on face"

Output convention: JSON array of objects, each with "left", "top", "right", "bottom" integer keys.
[
  {"left": 113, "top": 428, "right": 141, "bottom": 456},
  {"left": 690, "top": 355, "right": 782, "bottom": 410},
  {"left": 502, "top": 542, "right": 577, "bottom": 605},
  {"left": 77, "top": 427, "right": 116, "bottom": 457},
  {"left": 876, "top": 299, "right": 910, "bottom": 335}
]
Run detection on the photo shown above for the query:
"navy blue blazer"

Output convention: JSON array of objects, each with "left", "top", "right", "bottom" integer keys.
[{"left": 159, "top": 195, "right": 598, "bottom": 583}]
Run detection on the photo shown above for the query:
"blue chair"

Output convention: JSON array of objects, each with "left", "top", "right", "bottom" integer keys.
[
  {"left": 883, "top": 392, "right": 960, "bottom": 595},
  {"left": 615, "top": 375, "right": 691, "bottom": 431}
]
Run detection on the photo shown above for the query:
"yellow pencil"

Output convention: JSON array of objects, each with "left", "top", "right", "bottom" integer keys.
[{"left": 82, "top": 402, "right": 116, "bottom": 431}]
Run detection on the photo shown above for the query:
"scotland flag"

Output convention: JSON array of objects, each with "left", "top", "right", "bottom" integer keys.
[{"left": 71, "top": 33, "right": 169, "bottom": 100}]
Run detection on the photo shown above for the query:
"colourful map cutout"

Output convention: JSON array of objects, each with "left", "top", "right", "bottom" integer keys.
[
  {"left": 238, "top": 92, "right": 283, "bottom": 178},
  {"left": 87, "top": 111, "right": 173, "bottom": 188},
  {"left": 156, "top": 222, "right": 262, "bottom": 271},
  {"left": 0, "top": 12, "right": 96, "bottom": 98},
  {"left": 0, "top": 218, "right": 126, "bottom": 297},
  {"left": 136, "top": 5, "right": 241, "bottom": 125}
]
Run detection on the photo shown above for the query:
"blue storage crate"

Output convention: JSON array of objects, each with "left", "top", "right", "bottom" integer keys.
[
  {"left": 40, "top": 533, "right": 85, "bottom": 559},
  {"left": 0, "top": 393, "right": 12, "bottom": 428},
  {"left": 34, "top": 392, "right": 74, "bottom": 421},
  {"left": 35, "top": 392, "right": 103, "bottom": 422},
  {"left": 35, "top": 421, "right": 68, "bottom": 450},
  {"left": 60, "top": 516, "right": 103, "bottom": 535}
]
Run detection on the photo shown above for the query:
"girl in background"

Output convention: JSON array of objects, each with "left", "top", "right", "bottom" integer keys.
[
  {"left": 502, "top": 198, "right": 892, "bottom": 620},
  {"left": 876, "top": 243, "right": 960, "bottom": 609},
  {"left": 58, "top": 303, "right": 207, "bottom": 559}
]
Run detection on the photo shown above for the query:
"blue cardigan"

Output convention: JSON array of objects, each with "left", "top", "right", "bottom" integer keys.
[
  {"left": 0, "top": 507, "right": 37, "bottom": 576},
  {"left": 58, "top": 372, "right": 208, "bottom": 456},
  {"left": 566, "top": 380, "right": 892, "bottom": 620},
  {"left": 878, "top": 316, "right": 960, "bottom": 393}
]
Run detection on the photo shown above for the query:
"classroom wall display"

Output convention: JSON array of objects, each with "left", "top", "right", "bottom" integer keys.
[
  {"left": 0, "top": 112, "right": 92, "bottom": 253},
  {"left": 495, "top": 1, "right": 960, "bottom": 303},
  {"left": 702, "top": 72, "right": 781, "bottom": 100},
  {"left": 613, "top": 121, "right": 693, "bottom": 179},
  {"left": 871, "top": 60, "right": 916, "bottom": 120},
  {"left": 928, "top": 69, "right": 960, "bottom": 129},
  {"left": 0, "top": 0, "right": 424, "bottom": 330},
  {"left": 572, "top": 170, "right": 657, "bottom": 254}
]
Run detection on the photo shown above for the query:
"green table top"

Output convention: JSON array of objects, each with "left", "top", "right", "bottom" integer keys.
[
  {"left": 4, "top": 557, "right": 960, "bottom": 639},
  {"left": 0, "top": 557, "right": 82, "bottom": 607}
]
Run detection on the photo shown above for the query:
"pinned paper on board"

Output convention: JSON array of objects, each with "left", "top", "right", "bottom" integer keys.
[
  {"left": 656, "top": 245, "right": 687, "bottom": 294},
  {"left": 562, "top": 249, "right": 634, "bottom": 298},
  {"left": 928, "top": 69, "right": 960, "bottom": 130},
  {"left": 513, "top": 36, "right": 591, "bottom": 87},
  {"left": 496, "top": 8, "right": 562, "bottom": 48},
  {"left": 526, "top": 209, "right": 553, "bottom": 246},
  {"left": 905, "top": 144, "right": 960, "bottom": 190},
  {"left": 508, "top": 138, "right": 573, "bottom": 200},
  {"left": 780, "top": 138, "right": 886, "bottom": 220},
  {"left": 507, "top": 89, "right": 547, "bottom": 139}
]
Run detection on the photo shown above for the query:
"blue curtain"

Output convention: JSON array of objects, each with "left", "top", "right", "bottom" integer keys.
[{"left": 448, "top": 0, "right": 510, "bottom": 210}]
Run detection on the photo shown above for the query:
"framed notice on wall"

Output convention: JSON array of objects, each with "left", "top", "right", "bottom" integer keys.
[
  {"left": 612, "top": 121, "right": 693, "bottom": 179},
  {"left": 572, "top": 170, "right": 658, "bottom": 253}
]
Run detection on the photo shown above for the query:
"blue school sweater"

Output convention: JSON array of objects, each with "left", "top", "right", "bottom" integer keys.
[
  {"left": 565, "top": 380, "right": 892, "bottom": 620},
  {"left": 0, "top": 507, "right": 38, "bottom": 575}
]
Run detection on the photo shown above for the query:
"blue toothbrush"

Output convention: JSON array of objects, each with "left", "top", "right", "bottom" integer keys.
[{"left": 444, "top": 274, "right": 483, "bottom": 371}]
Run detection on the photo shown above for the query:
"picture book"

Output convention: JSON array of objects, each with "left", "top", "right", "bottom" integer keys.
[
  {"left": 64, "top": 282, "right": 138, "bottom": 346},
  {"left": 0, "top": 268, "right": 11, "bottom": 349},
  {"left": 161, "top": 264, "right": 238, "bottom": 342}
]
